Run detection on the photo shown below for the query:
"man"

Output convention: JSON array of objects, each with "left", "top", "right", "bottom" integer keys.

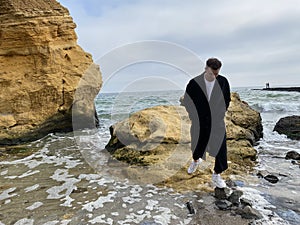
[{"left": 183, "top": 58, "right": 231, "bottom": 188}]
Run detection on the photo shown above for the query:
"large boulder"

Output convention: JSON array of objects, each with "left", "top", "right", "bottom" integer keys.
[
  {"left": 273, "top": 115, "right": 300, "bottom": 140},
  {"left": 106, "top": 93, "right": 262, "bottom": 190},
  {"left": 0, "top": 0, "right": 102, "bottom": 145}
]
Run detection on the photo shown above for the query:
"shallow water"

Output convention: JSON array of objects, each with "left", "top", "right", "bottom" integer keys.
[{"left": 0, "top": 134, "right": 196, "bottom": 225}]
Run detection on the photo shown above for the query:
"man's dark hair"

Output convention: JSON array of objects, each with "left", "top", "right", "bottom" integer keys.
[{"left": 206, "top": 58, "right": 222, "bottom": 70}]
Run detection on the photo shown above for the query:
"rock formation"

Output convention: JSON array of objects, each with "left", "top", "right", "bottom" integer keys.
[
  {"left": 274, "top": 115, "right": 300, "bottom": 140},
  {"left": 0, "top": 0, "right": 102, "bottom": 145},
  {"left": 106, "top": 93, "right": 263, "bottom": 191}
]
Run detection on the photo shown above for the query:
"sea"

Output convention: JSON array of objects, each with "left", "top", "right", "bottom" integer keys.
[{"left": 0, "top": 87, "right": 299, "bottom": 225}]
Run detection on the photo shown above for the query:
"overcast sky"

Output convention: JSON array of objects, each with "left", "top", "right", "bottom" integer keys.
[{"left": 59, "top": 0, "right": 300, "bottom": 92}]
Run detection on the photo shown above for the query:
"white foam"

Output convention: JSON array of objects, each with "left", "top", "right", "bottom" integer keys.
[
  {"left": 4, "top": 175, "right": 17, "bottom": 179},
  {"left": 0, "top": 145, "right": 83, "bottom": 170},
  {"left": 14, "top": 218, "right": 34, "bottom": 225},
  {"left": 46, "top": 169, "right": 79, "bottom": 203},
  {"left": 0, "top": 169, "right": 8, "bottom": 176},
  {"left": 82, "top": 191, "right": 117, "bottom": 212},
  {"left": 121, "top": 212, "right": 149, "bottom": 224},
  {"left": 111, "top": 212, "right": 119, "bottom": 216},
  {"left": 89, "top": 215, "right": 113, "bottom": 225},
  {"left": 24, "top": 184, "right": 39, "bottom": 193},
  {"left": 26, "top": 202, "right": 43, "bottom": 210},
  {"left": 19, "top": 170, "right": 40, "bottom": 178},
  {"left": 130, "top": 185, "right": 143, "bottom": 196},
  {"left": 42, "top": 221, "right": 59, "bottom": 225},
  {"left": 122, "top": 196, "right": 142, "bottom": 204},
  {"left": 153, "top": 207, "right": 177, "bottom": 225},
  {"left": 60, "top": 220, "right": 71, "bottom": 225},
  {"left": 60, "top": 195, "right": 74, "bottom": 207},
  {"left": 146, "top": 199, "right": 159, "bottom": 210},
  {"left": 238, "top": 187, "right": 290, "bottom": 225},
  {"left": 0, "top": 187, "right": 17, "bottom": 200}
]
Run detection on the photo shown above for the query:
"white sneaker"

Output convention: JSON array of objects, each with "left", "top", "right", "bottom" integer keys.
[
  {"left": 187, "top": 159, "right": 202, "bottom": 174},
  {"left": 212, "top": 173, "right": 227, "bottom": 188}
]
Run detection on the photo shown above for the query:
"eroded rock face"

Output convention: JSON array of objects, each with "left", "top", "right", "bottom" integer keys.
[
  {"left": 106, "top": 93, "right": 263, "bottom": 190},
  {"left": 0, "top": 0, "right": 102, "bottom": 145}
]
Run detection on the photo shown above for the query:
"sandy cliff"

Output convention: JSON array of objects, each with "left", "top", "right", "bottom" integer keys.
[{"left": 0, "top": 0, "right": 102, "bottom": 145}]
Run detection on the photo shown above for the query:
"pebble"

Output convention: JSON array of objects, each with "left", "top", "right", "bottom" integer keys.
[
  {"left": 228, "top": 190, "right": 243, "bottom": 206},
  {"left": 236, "top": 206, "right": 263, "bottom": 220},
  {"left": 285, "top": 151, "right": 300, "bottom": 160},
  {"left": 264, "top": 174, "right": 279, "bottom": 184},
  {"left": 215, "top": 200, "right": 232, "bottom": 210}
]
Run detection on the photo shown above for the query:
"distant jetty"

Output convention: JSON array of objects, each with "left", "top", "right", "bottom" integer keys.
[{"left": 253, "top": 87, "right": 300, "bottom": 92}]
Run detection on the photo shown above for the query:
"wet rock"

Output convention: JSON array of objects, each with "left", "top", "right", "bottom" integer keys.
[
  {"left": 225, "top": 179, "right": 244, "bottom": 188},
  {"left": 291, "top": 160, "right": 300, "bottom": 166},
  {"left": 186, "top": 201, "right": 195, "bottom": 214},
  {"left": 228, "top": 190, "right": 243, "bottom": 206},
  {"left": 225, "top": 179, "right": 236, "bottom": 188},
  {"left": 257, "top": 172, "right": 264, "bottom": 178},
  {"left": 214, "top": 187, "right": 230, "bottom": 200},
  {"left": 274, "top": 115, "right": 300, "bottom": 140},
  {"left": 236, "top": 206, "right": 263, "bottom": 220},
  {"left": 285, "top": 151, "right": 300, "bottom": 160},
  {"left": 240, "top": 198, "right": 252, "bottom": 208},
  {"left": 215, "top": 200, "right": 232, "bottom": 210},
  {"left": 226, "top": 93, "right": 263, "bottom": 143},
  {"left": 264, "top": 174, "right": 279, "bottom": 184}
]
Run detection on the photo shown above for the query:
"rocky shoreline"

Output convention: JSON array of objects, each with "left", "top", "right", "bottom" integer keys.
[
  {"left": 101, "top": 92, "right": 292, "bottom": 223},
  {"left": 106, "top": 92, "right": 263, "bottom": 192}
]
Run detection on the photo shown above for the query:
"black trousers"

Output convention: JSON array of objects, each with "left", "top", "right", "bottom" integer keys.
[
  {"left": 191, "top": 122, "right": 228, "bottom": 174},
  {"left": 213, "top": 135, "right": 228, "bottom": 174}
]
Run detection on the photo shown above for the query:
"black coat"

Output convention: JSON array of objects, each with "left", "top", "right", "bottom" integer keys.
[{"left": 183, "top": 73, "right": 231, "bottom": 158}]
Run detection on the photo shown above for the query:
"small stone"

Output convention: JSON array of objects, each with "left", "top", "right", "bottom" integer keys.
[
  {"left": 286, "top": 151, "right": 300, "bottom": 160},
  {"left": 186, "top": 201, "right": 195, "bottom": 214},
  {"left": 264, "top": 174, "right": 279, "bottom": 184},
  {"left": 228, "top": 190, "right": 243, "bottom": 206},
  {"left": 237, "top": 206, "right": 263, "bottom": 220},
  {"left": 214, "top": 187, "right": 230, "bottom": 200},
  {"left": 240, "top": 198, "right": 252, "bottom": 208},
  {"left": 225, "top": 179, "right": 236, "bottom": 188},
  {"left": 257, "top": 172, "right": 264, "bottom": 178},
  {"left": 215, "top": 200, "right": 232, "bottom": 210}
]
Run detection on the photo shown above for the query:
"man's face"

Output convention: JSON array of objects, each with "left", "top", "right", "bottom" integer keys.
[
  {"left": 211, "top": 68, "right": 220, "bottom": 76},
  {"left": 205, "top": 67, "right": 220, "bottom": 77}
]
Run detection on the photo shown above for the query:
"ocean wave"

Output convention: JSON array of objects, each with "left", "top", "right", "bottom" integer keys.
[{"left": 253, "top": 102, "right": 299, "bottom": 113}]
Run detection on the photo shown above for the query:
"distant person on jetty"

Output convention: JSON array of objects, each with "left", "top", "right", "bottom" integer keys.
[
  {"left": 266, "top": 83, "right": 270, "bottom": 89},
  {"left": 183, "top": 58, "right": 231, "bottom": 188}
]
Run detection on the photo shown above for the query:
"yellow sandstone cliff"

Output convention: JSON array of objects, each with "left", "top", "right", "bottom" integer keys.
[{"left": 0, "top": 0, "right": 102, "bottom": 145}]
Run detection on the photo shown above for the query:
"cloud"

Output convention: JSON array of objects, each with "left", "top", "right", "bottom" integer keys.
[{"left": 59, "top": 0, "right": 300, "bottom": 90}]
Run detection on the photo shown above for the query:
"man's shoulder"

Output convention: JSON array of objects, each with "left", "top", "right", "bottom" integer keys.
[
  {"left": 189, "top": 73, "right": 204, "bottom": 82},
  {"left": 217, "top": 74, "right": 229, "bottom": 82}
]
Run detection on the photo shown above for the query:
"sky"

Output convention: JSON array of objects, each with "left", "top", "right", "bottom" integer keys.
[{"left": 58, "top": 0, "right": 300, "bottom": 93}]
